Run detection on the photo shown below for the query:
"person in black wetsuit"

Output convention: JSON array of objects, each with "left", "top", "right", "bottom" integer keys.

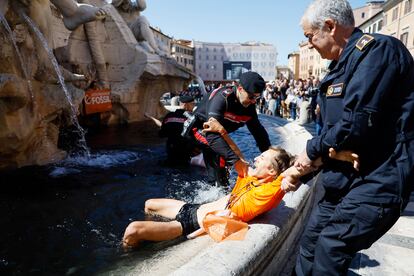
[{"left": 189, "top": 71, "right": 271, "bottom": 188}]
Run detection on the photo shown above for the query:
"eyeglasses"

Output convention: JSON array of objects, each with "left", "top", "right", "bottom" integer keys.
[{"left": 304, "top": 29, "right": 320, "bottom": 42}]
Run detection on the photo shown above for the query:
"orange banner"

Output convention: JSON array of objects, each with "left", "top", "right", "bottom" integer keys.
[{"left": 84, "top": 89, "right": 112, "bottom": 115}]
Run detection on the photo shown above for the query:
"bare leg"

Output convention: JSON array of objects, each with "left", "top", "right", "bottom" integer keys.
[
  {"left": 144, "top": 198, "right": 185, "bottom": 219},
  {"left": 123, "top": 220, "right": 182, "bottom": 247},
  {"left": 50, "top": 0, "right": 106, "bottom": 31}
]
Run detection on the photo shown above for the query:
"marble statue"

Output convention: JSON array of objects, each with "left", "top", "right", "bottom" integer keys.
[
  {"left": 112, "top": 0, "right": 165, "bottom": 55},
  {"left": 16, "top": 0, "right": 107, "bottom": 83}
]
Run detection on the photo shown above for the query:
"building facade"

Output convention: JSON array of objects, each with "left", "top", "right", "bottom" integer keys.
[
  {"left": 171, "top": 39, "right": 195, "bottom": 72},
  {"left": 381, "top": 0, "right": 414, "bottom": 56},
  {"left": 353, "top": 1, "right": 385, "bottom": 26},
  {"left": 276, "top": 65, "right": 292, "bottom": 80},
  {"left": 287, "top": 51, "right": 300, "bottom": 80},
  {"left": 193, "top": 41, "right": 277, "bottom": 82},
  {"left": 357, "top": 10, "right": 384, "bottom": 33}
]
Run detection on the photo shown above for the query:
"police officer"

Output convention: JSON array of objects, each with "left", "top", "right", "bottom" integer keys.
[
  {"left": 159, "top": 95, "right": 197, "bottom": 166},
  {"left": 281, "top": 0, "right": 414, "bottom": 275},
  {"left": 191, "top": 71, "right": 270, "bottom": 188}
]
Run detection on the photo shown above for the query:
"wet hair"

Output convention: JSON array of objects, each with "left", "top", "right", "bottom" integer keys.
[
  {"left": 268, "top": 146, "right": 295, "bottom": 174},
  {"left": 301, "top": 0, "right": 355, "bottom": 29}
]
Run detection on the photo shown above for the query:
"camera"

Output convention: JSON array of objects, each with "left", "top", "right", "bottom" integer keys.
[
  {"left": 181, "top": 111, "right": 197, "bottom": 138},
  {"left": 309, "top": 87, "right": 320, "bottom": 97}
]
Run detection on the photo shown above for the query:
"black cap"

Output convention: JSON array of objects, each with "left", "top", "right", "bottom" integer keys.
[
  {"left": 239, "top": 71, "right": 265, "bottom": 94},
  {"left": 179, "top": 95, "right": 194, "bottom": 103}
]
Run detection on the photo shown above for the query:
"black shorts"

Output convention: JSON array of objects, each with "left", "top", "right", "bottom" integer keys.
[{"left": 175, "top": 203, "right": 201, "bottom": 236}]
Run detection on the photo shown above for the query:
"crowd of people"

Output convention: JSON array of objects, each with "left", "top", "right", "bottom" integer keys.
[{"left": 256, "top": 77, "right": 321, "bottom": 125}]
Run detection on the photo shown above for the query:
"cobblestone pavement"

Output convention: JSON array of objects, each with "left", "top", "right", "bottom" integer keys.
[{"left": 348, "top": 193, "right": 414, "bottom": 276}]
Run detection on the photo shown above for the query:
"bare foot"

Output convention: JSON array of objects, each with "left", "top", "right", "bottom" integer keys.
[{"left": 63, "top": 4, "right": 107, "bottom": 31}]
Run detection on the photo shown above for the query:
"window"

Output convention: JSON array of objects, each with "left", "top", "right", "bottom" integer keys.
[
  {"left": 206, "top": 55, "right": 209, "bottom": 60},
  {"left": 400, "top": 32, "right": 408, "bottom": 46},
  {"left": 206, "top": 64, "right": 209, "bottom": 69},
  {"left": 361, "top": 12, "right": 365, "bottom": 18},
  {"left": 373, "top": 23, "right": 377, "bottom": 33},
  {"left": 378, "top": 20, "right": 383, "bottom": 31},
  {"left": 404, "top": 0, "right": 412, "bottom": 14},
  {"left": 392, "top": 7, "right": 399, "bottom": 21}
]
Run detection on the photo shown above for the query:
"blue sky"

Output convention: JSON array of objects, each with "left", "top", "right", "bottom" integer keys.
[{"left": 144, "top": 0, "right": 367, "bottom": 65}]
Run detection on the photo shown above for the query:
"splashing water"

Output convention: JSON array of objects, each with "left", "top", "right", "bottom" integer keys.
[
  {"left": 19, "top": 11, "right": 90, "bottom": 157},
  {"left": 49, "top": 150, "right": 141, "bottom": 177},
  {"left": 0, "top": 12, "right": 35, "bottom": 111}
]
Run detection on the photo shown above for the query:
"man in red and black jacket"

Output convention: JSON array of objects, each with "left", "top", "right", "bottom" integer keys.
[{"left": 192, "top": 72, "right": 270, "bottom": 188}]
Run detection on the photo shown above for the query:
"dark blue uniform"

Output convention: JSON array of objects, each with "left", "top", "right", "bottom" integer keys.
[
  {"left": 159, "top": 109, "right": 197, "bottom": 165},
  {"left": 296, "top": 29, "right": 414, "bottom": 275},
  {"left": 193, "top": 86, "right": 270, "bottom": 187}
]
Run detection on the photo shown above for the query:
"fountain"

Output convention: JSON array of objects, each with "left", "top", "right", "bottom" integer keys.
[
  {"left": 0, "top": 0, "right": 193, "bottom": 169},
  {"left": 0, "top": 2, "right": 317, "bottom": 275},
  {"left": 19, "top": 11, "right": 90, "bottom": 156}
]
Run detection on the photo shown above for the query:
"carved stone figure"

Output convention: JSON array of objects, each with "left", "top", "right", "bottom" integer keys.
[
  {"left": 112, "top": 0, "right": 165, "bottom": 55},
  {"left": 15, "top": 0, "right": 107, "bottom": 83}
]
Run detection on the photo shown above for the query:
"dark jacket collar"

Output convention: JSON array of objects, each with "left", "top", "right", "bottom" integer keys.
[{"left": 328, "top": 28, "right": 364, "bottom": 72}]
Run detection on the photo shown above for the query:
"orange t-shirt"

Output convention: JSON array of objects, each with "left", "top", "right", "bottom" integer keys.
[{"left": 228, "top": 175, "right": 285, "bottom": 222}]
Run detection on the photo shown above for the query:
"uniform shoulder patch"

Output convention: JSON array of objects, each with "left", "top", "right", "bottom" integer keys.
[
  {"left": 326, "top": 83, "right": 344, "bottom": 97},
  {"left": 356, "top": 34, "right": 375, "bottom": 51}
]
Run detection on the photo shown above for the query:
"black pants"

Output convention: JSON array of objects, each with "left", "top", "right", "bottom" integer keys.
[
  {"left": 295, "top": 195, "right": 401, "bottom": 276},
  {"left": 202, "top": 146, "right": 229, "bottom": 188},
  {"left": 191, "top": 128, "right": 229, "bottom": 188}
]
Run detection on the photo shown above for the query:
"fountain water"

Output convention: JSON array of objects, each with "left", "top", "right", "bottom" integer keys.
[
  {"left": 19, "top": 11, "right": 90, "bottom": 157},
  {"left": 0, "top": 11, "right": 35, "bottom": 112}
]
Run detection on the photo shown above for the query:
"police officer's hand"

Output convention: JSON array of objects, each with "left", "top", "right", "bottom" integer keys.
[
  {"left": 328, "top": 148, "right": 360, "bottom": 171},
  {"left": 202, "top": 118, "right": 226, "bottom": 135},
  {"left": 234, "top": 159, "right": 249, "bottom": 178},
  {"left": 294, "top": 150, "right": 320, "bottom": 175},
  {"left": 281, "top": 166, "right": 302, "bottom": 192}
]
